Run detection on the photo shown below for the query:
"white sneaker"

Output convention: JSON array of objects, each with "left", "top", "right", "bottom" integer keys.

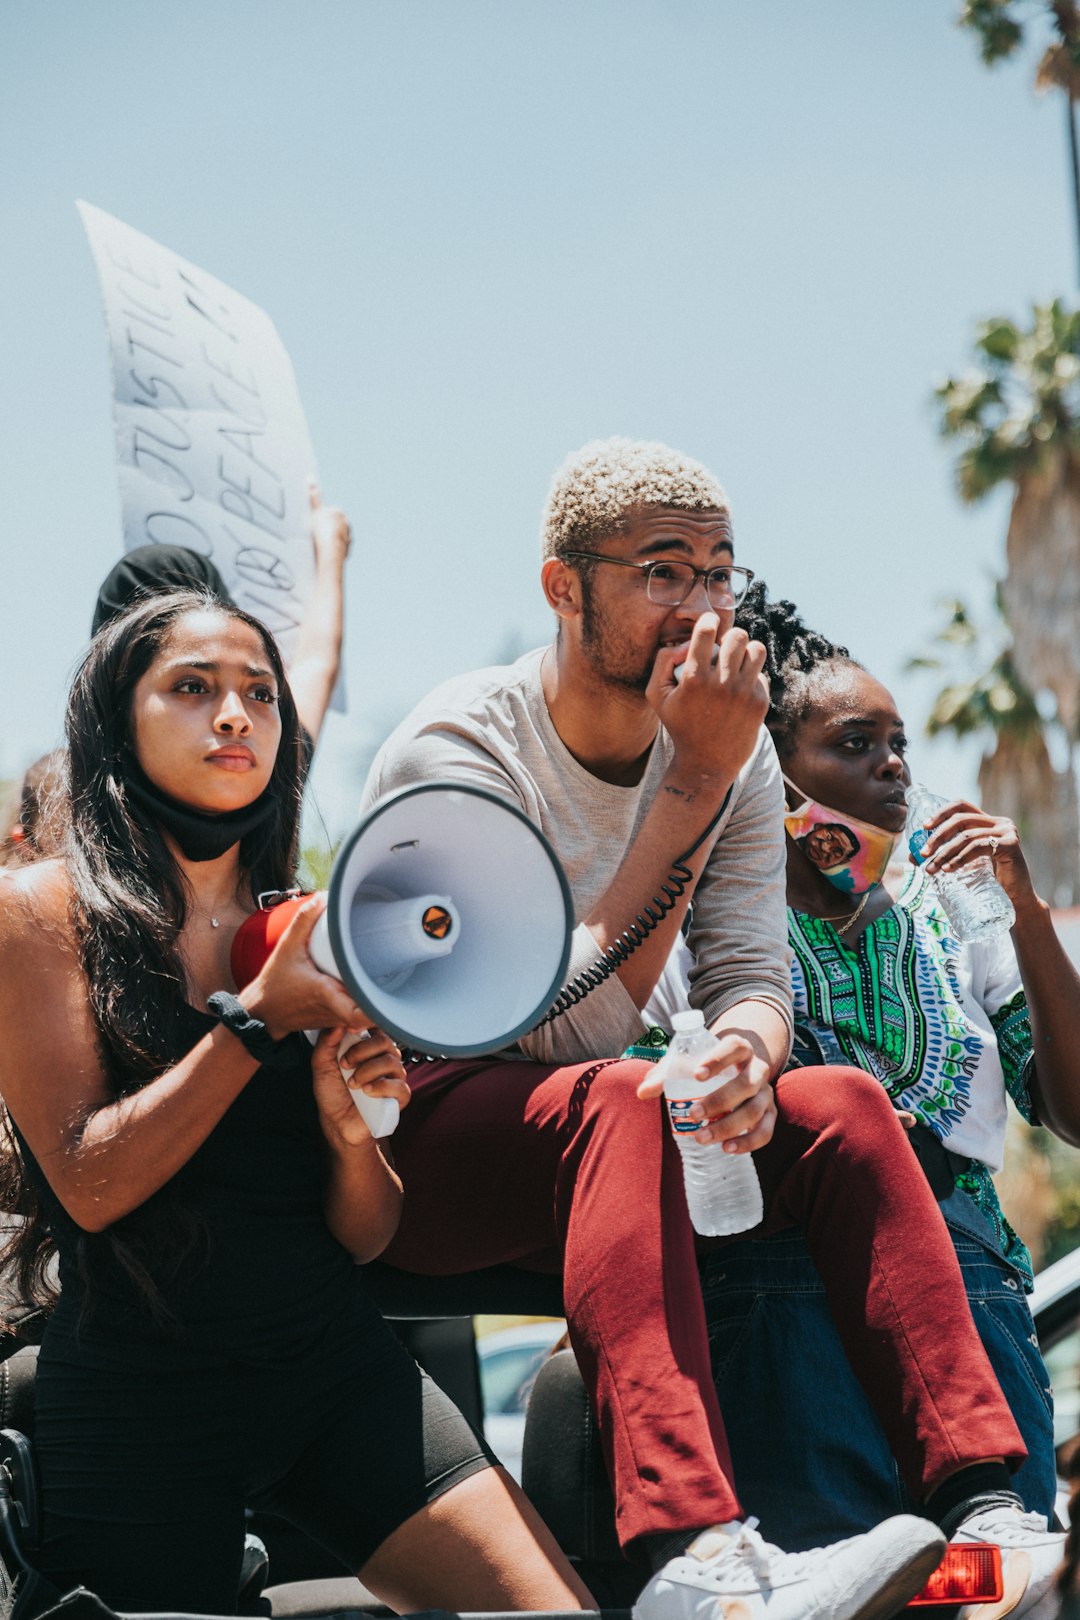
[
  {"left": 633, "top": 1515, "right": 946, "bottom": 1620},
  {"left": 954, "top": 1504, "right": 1065, "bottom": 1620}
]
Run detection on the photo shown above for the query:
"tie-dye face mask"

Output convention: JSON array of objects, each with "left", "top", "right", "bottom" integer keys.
[{"left": 782, "top": 776, "right": 897, "bottom": 896}]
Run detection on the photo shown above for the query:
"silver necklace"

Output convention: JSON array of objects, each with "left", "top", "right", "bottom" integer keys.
[{"left": 192, "top": 887, "right": 239, "bottom": 931}]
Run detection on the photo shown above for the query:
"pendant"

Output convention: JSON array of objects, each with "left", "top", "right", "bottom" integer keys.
[{"left": 211, "top": 917, "right": 220, "bottom": 929}]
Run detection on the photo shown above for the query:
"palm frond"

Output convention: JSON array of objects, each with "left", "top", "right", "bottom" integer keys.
[
  {"left": 958, "top": 0, "right": 1025, "bottom": 63},
  {"left": 936, "top": 301, "right": 1080, "bottom": 500},
  {"left": 910, "top": 592, "right": 1052, "bottom": 745}
]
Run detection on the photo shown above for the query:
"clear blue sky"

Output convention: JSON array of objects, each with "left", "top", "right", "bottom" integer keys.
[{"left": 1, "top": 0, "right": 1071, "bottom": 839}]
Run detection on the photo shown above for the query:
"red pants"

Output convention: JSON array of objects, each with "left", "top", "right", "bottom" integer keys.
[{"left": 384, "top": 1058, "right": 1025, "bottom": 1550}]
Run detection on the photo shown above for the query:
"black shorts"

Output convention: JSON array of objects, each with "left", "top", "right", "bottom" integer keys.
[{"left": 34, "top": 1284, "right": 495, "bottom": 1614}]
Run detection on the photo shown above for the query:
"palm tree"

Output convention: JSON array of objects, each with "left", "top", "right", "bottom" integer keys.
[
  {"left": 935, "top": 300, "right": 1080, "bottom": 744},
  {"left": 959, "top": 0, "right": 1080, "bottom": 282},
  {"left": 908, "top": 593, "right": 1080, "bottom": 903}
]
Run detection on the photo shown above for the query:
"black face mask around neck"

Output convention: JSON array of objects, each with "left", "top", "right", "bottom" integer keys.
[{"left": 124, "top": 763, "right": 277, "bottom": 863}]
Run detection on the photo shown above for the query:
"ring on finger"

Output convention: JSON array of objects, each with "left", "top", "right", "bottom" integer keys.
[{"left": 989, "top": 836, "right": 999, "bottom": 856}]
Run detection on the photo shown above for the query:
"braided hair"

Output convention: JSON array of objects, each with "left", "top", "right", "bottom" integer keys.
[{"left": 735, "top": 580, "right": 863, "bottom": 760}]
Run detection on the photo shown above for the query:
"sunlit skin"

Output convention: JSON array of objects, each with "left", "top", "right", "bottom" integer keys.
[
  {"left": 0, "top": 605, "right": 411, "bottom": 1238},
  {"left": 540, "top": 506, "right": 789, "bottom": 1155},
  {"left": 126, "top": 616, "right": 592, "bottom": 1608},
  {"left": 781, "top": 665, "right": 911, "bottom": 935},
  {"left": 127, "top": 610, "right": 410, "bottom": 1136},
  {"left": 542, "top": 507, "right": 755, "bottom": 787},
  {"left": 131, "top": 608, "right": 283, "bottom": 814},
  {"left": 778, "top": 661, "right": 1080, "bottom": 1151},
  {"left": 0, "top": 605, "right": 597, "bottom": 1612},
  {"left": 574, "top": 507, "right": 739, "bottom": 701},
  {"left": 777, "top": 661, "right": 1028, "bottom": 1483}
]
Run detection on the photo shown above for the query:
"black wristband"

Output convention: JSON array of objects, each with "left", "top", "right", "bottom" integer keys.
[{"left": 207, "top": 991, "right": 296, "bottom": 1070}]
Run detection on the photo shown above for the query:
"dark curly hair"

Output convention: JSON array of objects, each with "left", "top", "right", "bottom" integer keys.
[{"left": 735, "top": 579, "right": 863, "bottom": 760}]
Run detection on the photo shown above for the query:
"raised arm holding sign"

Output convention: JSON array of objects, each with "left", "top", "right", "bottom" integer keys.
[{"left": 78, "top": 200, "right": 345, "bottom": 718}]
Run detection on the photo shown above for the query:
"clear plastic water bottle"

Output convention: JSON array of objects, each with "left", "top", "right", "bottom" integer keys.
[
  {"left": 656, "top": 1008, "right": 764, "bottom": 1236},
  {"left": 906, "top": 783, "right": 1015, "bottom": 944}
]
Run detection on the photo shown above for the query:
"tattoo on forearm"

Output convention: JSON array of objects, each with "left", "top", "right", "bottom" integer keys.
[{"left": 663, "top": 783, "right": 696, "bottom": 804}]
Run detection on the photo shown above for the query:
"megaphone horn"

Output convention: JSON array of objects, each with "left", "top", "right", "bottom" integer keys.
[{"left": 232, "top": 782, "right": 574, "bottom": 1138}]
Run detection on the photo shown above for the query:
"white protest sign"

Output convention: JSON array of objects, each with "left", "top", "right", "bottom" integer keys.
[{"left": 78, "top": 200, "right": 321, "bottom": 673}]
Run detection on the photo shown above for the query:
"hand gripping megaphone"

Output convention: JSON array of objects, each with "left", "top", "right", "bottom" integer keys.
[{"left": 232, "top": 782, "right": 574, "bottom": 1138}]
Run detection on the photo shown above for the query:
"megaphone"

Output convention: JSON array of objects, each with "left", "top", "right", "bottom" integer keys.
[{"left": 232, "top": 782, "right": 574, "bottom": 1138}]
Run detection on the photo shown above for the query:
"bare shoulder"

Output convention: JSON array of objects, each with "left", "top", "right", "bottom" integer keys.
[
  {"left": 0, "top": 859, "right": 109, "bottom": 1166},
  {"left": 0, "top": 860, "right": 75, "bottom": 957}
]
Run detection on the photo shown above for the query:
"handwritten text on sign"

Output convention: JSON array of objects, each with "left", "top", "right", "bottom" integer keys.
[{"left": 78, "top": 201, "right": 319, "bottom": 664}]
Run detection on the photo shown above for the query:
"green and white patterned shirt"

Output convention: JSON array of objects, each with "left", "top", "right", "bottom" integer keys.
[
  {"left": 646, "top": 867, "right": 1036, "bottom": 1286},
  {"left": 787, "top": 868, "right": 1034, "bottom": 1286}
]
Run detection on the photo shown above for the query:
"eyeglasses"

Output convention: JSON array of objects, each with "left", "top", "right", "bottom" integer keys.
[{"left": 561, "top": 551, "right": 755, "bottom": 610}]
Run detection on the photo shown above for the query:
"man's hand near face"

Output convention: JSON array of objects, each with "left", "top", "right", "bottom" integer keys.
[
  {"left": 648, "top": 613, "right": 770, "bottom": 798},
  {"left": 364, "top": 482, "right": 792, "bottom": 1068},
  {"left": 568, "top": 612, "right": 771, "bottom": 1015}
]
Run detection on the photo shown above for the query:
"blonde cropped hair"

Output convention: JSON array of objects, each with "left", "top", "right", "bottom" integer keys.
[{"left": 541, "top": 436, "right": 729, "bottom": 560}]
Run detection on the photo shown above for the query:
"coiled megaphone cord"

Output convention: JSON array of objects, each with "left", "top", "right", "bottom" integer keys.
[{"left": 535, "top": 785, "right": 733, "bottom": 1027}]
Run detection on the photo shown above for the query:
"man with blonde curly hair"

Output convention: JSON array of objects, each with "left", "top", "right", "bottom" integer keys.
[
  {"left": 541, "top": 436, "right": 730, "bottom": 561},
  {"left": 361, "top": 437, "right": 1027, "bottom": 1620},
  {"left": 540, "top": 438, "right": 735, "bottom": 694}
]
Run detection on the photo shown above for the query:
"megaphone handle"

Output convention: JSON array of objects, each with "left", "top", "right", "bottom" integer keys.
[
  {"left": 302, "top": 1028, "right": 400, "bottom": 1140},
  {"left": 336, "top": 1032, "right": 400, "bottom": 1139},
  {"left": 346, "top": 1087, "right": 400, "bottom": 1141},
  {"left": 304, "top": 918, "right": 400, "bottom": 1139}
]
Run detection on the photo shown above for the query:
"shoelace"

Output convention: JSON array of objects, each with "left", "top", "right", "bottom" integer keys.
[
  {"left": 699, "top": 1519, "right": 804, "bottom": 1585},
  {"left": 962, "top": 1510, "right": 1051, "bottom": 1546}
]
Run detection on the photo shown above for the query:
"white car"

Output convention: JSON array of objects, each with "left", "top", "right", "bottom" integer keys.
[{"left": 477, "top": 1320, "right": 566, "bottom": 1481}]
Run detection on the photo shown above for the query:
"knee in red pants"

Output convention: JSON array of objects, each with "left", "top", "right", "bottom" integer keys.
[
  {"left": 776, "top": 1063, "right": 908, "bottom": 1143},
  {"left": 759, "top": 1063, "right": 1026, "bottom": 1496},
  {"left": 760, "top": 1065, "right": 926, "bottom": 1211}
]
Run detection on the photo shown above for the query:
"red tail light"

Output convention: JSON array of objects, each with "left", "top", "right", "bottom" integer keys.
[{"left": 907, "top": 1544, "right": 1004, "bottom": 1606}]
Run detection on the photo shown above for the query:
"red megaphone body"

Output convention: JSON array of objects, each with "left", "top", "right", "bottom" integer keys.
[
  {"left": 231, "top": 896, "right": 307, "bottom": 990},
  {"left": 230, "top": 894, "right": 401, "bottom": 1139}
]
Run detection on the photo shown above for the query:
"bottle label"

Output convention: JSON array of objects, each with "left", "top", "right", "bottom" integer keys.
[
  {"left": 908, "top": 829, "right": 929, "bottom": 865},
  {"left": 666, "top": 1098, "right": 700, "bottom": 1136}
]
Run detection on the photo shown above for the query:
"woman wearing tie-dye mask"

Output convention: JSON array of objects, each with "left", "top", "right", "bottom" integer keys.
[{"left": 646, "top": 583, "right": 1076, "bottom": 1608}]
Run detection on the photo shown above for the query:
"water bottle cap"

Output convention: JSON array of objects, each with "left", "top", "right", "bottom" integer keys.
[{"left": 671, "top": 1009, "right": 706, "bottom": 1032}]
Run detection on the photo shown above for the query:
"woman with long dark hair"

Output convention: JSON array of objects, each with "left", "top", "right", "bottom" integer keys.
[{"left": 0, "top": 591, "right": 589, "bottom": 1615}]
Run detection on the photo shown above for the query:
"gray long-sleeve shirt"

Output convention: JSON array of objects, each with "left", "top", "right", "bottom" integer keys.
[{"left": 362, "top": 647, "right": 793, "bottom": 1066}]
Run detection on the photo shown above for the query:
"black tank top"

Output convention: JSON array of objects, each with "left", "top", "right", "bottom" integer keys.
[{"left": 18, "top": 1006, "right": 357, "bottom": 1361}]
